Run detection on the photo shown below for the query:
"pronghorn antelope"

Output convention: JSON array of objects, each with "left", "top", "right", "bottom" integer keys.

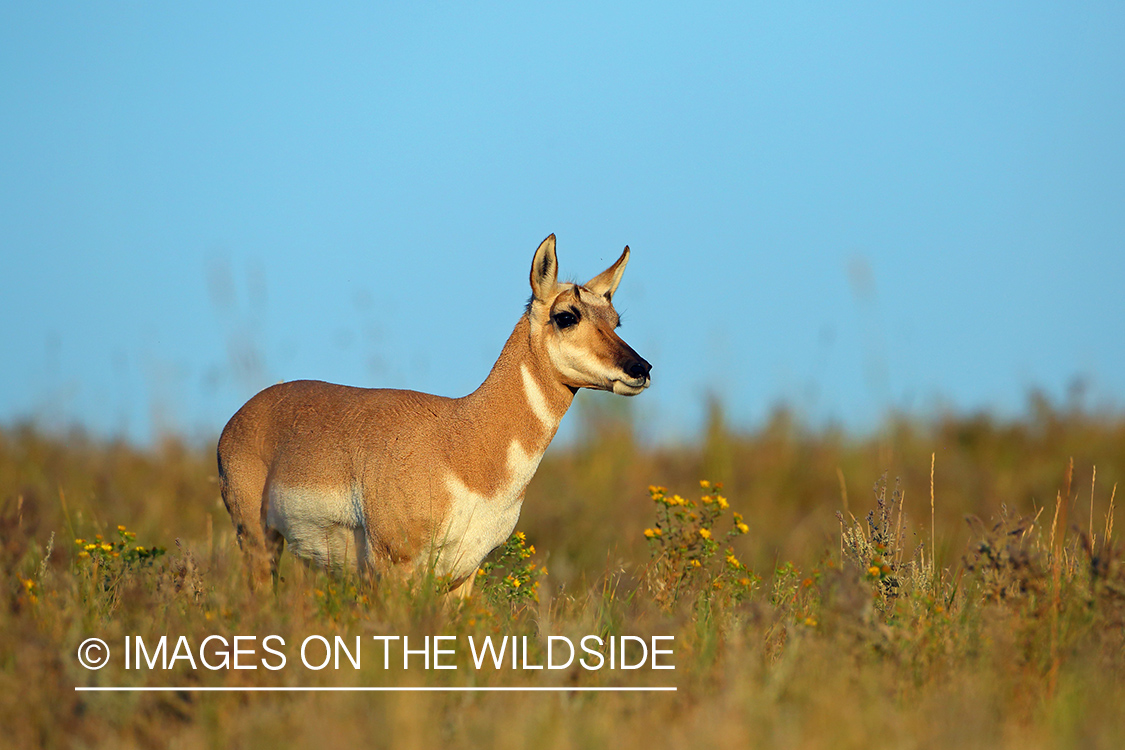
[{"left": 217, "top": 234, "right": 651, "bottom": 595}]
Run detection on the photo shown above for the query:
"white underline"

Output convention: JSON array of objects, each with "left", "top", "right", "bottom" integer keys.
[{"left": 75, "top": 686, "right": 676, "bottom": 692}]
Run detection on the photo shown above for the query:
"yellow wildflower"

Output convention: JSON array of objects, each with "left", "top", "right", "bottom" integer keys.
[
  {"left": 725, "top": 552, "right": 739, "bottom": 567},
  {"left": 74, "top": 538, "right": 84, "bottom": 545},
  {"left": 515, "top": 531, "right": 526, "bottom": 542},
  {"left": 117, "top": 525, "right": 126, "bottom": 532},
  {"left": 100, "top": 543, "right": 112, "bottom": 552},
  {"left": 699, "top": 480, "right": 711, "bottom": 489},
  {"left": 690, "top": 559, "right": 702, "bottom": 568},
  {"left": 736, "top": 522, "right": 749, "bottom": 534},
  {"left": 716, "top": 495, "right": 729, "bottom": 510},
  {"left": 528, "top": 544, "right": 535, "bottom": 555},
  {"left": 85, "top": 543, "right": 97, "bottom": 551},
  {"left": 699, "top": 528, "right": 711, "bottom": 540},
  {"left": 77, "top": 551, "right": 89, "bottom": 559},
  {"left": 135, "top": 546, "right": 146, "bottom": 553},
  {"left": 867, "top": 565, "right": 881, "bottom": 577},
  {"left": 804, "top": 617, "right": 817, "bottom": 627},
  {"left": 477, "top": 568, "right": 486, "bottom": 577}
]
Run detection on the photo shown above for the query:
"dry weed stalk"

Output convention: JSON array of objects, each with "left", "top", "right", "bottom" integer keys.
[{"left": 837, "top": 473, "right": 931, "bottom": 609}]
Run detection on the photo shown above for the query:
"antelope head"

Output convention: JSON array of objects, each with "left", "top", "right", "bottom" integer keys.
[{"left": 528, "top": 234, "right": 652, "bottom": 396}]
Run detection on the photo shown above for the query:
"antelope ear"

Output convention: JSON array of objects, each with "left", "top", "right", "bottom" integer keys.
[
  {"left": 530, "top": 234, "right": 559, "bottom": 301},
  {"left": 585, "top": 246, "right": 630, "bottom": 301}
]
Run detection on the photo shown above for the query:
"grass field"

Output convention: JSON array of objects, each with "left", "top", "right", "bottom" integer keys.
[{"left": 2, "top": 394, "right": 1124, "bottom": 749}]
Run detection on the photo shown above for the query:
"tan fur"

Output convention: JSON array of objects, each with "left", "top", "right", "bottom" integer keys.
[{"left": 217, "top": 235, "right": 651, "bottom": 592}]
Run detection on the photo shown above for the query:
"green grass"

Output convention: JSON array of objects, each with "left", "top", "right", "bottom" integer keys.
[{"left": 2, "top": 396, "right": 1124, "bottom": 748}]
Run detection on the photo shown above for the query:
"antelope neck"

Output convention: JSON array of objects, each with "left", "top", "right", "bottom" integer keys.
[{"left": 459, "top": 314, "right": 572, "bottom": 450}]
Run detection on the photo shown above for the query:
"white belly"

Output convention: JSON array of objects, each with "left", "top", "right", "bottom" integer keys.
[{"left": 266, "top": 484, "right": 370, "bottom": 573}]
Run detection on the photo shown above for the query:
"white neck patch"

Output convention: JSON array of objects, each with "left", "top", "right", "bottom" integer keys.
[{"left": 521, "top": 363, "right": 557, "bottom": 430}]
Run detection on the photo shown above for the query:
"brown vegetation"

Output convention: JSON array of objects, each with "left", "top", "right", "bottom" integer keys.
[{"left": 2, "top": 394, "right": 1124, "bottom": 748}]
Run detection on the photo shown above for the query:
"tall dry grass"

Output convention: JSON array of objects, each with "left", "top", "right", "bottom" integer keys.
[{"left": 2, "top": 393, "right": 1124, "bottom": 748}]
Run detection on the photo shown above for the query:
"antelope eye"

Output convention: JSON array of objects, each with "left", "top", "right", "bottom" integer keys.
[{"left": 554, "top": 311, "right": 579, "bottom": 329}]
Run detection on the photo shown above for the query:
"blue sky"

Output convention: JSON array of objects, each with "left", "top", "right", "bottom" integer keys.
[{"left": 2, "top": 3, "right": 1123, "bottom": 445}]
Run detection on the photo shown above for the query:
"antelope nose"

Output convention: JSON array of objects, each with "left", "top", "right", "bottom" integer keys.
[{"left": 627, "top": 359, "right": 651, "bottom": 380}]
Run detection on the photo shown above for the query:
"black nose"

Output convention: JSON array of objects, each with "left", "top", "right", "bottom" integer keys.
[{"left": 627, "top": 359, "right": 651, "bottom": 379}]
